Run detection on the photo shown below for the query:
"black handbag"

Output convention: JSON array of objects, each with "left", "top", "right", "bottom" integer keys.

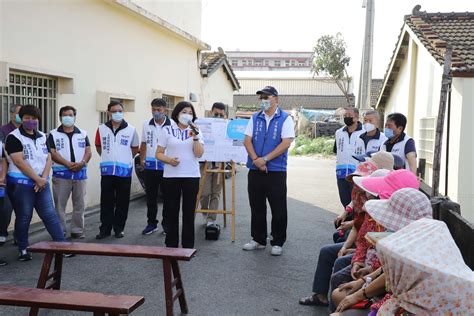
[{"left": 205, "top": 223, "right": 221, "bottom": 240}]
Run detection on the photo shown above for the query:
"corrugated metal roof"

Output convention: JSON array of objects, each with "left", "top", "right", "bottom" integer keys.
[{"left": 234, "top": 94, "right": 354, "bottom": 110}]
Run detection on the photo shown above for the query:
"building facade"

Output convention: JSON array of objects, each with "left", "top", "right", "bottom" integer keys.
[
  {"left": 227, "top": 51, "right": 313, "bottom": 71},
  {"left": 376, "top": 9, "right": 474, "bottom": 222},
  {"left": 0, "top": 0, "right": 213, "bottom": 209}
]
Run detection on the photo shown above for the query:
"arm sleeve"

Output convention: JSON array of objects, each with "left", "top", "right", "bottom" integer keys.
[
  {"left": 47, "top": 134, "right": 55, "bottom": 151},
  {"left": 131, "top": 130, "right": 140, "bottom": 147},
  {"left": 244, "top": 118, "right": 253, "bottom": 137},
  {"left": 141, "top": 123, "right": 147, "bottom": 144},
  {"left": 157, "top": 129, "right": 168, "bottom": 148},
  {"left": 333, "top": 140, "right": 337, "bottom": 154},
  {"left": 84, "top": 135, "right": 91, "bottom": 147},
  {"left": 1, "top": 148, "right": 4, "bottom": 158},
  {"left": 281, "top": 116, "right": 295, "bottom": 139},
  {"left": 5, "top": 135, "right": 23, "bottom": 154},
  {"left": 405, "top": 138, "right": 416, "bottom": 155},
  {"left": 95, "top": 129, "right": 101, "bottom": 147}
]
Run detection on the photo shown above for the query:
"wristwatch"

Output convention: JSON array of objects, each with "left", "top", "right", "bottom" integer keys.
[{"left": 263, "top": 156, "right": 269, "bottom": 162}]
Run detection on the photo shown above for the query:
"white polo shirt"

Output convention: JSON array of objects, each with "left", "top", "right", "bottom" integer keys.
[
  {"left": 244, "top": 108, "right": 295, "bottom": 138},
  {"left": 158, "top": 125, "right": 204, "bottom": 178}
]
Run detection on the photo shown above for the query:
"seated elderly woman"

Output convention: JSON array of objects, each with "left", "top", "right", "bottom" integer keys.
[{"left": 332, "top": 188, "right": 433, "bottom": 315}]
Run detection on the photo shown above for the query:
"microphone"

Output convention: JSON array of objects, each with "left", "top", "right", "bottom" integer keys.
[{"left": 188, "top": 120, "right": 200, "bottom": 135}]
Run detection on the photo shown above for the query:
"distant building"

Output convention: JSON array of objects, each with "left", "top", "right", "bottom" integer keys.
[{"left": 227, "top": 51, "right": 313, "bottom": 71}]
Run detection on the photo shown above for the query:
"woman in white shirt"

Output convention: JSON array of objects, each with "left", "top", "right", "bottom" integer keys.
[{"left": 156, "top": 101, "right": 204, "bottom": 248}]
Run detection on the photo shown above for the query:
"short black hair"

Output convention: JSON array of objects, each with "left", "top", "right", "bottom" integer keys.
[
  {"left": 107, "top": 100, "right": 124, "bottom": 111},
  {"left": 59, "top": 105, "right": 77, "bottom": 118},
  {"left": 211, "top": 102, "right": 226, "bottom": 111},
  {"left": 19, "top": 104, "right": 41, "bottom": 120},
  {"left": 151, "top": 98, "right": 167, "bottom": 108},
  {"left": 171, "top": 101, "right": 196, "bottom": 124},
  {"left": 345, "top": 107, "right": 359, "bottom": 115},
  {"left": 387, "top": 113, "right": 407, "bottom": 131}
]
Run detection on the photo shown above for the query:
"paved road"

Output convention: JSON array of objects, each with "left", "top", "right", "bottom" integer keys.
[{"left": 0, "top": 156, "right": 340, "bottom": 316}]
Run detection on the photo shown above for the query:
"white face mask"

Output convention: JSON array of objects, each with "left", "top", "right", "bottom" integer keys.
[
  {"left": 178, "top": 113, "right": 193, "bottom": 126},
  {"left": 364, "top": 122, "right": 376, "bottom": 133}
]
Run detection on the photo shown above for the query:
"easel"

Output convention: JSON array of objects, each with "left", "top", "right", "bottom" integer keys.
[{"left": 195, "top": 161, "right": 236, "bottom": 241}]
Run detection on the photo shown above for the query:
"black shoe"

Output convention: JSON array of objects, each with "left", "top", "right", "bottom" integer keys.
[
  {"left": 0, "top": 259, "right": 7, "bottom": 266},
  {"left": 95, "top": 232, "right": 111, "bottom": 240},
  {"left": 18, "top": 251, "right": 32, "bottom": 262},
  {"left": 63, "top": 253, "right": 76, "bottom": 258},
  {"left": 114, "top": 231, "right": 124, "bottom": 238},
  {"left": 71, "top": 233, "right": 85, "bottom": 239}
]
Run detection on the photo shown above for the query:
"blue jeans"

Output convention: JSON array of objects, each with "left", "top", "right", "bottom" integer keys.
[
  {"left": 8, "top": 183, "right": 65, "bottom": 251},
  {"left": 312, "top": 242, "right": 353, "bottom": 295}
]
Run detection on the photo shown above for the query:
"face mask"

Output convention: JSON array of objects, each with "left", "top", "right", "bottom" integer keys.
[
  {"left": 260, "top": 100, "right": 271, "bottom": 112},
  {"left": 179, "top": 113, "right": 193, "bottom": 126},
  {"left": 364, "top": 122, "right": 376, "bottom": 133},
  {"left": 384, "top": 128, "right": 394, "bottom": 139},
  {"left": 153, "top": 112, "right": 165, "bottom": 121},
  {"left": 61, "top": 116, "right": 75, "bottom": 127},
  {"left": 15, "top": 114, "right": 21, "bottom": 124},
  {"left": 111, "top": 112, "right": 123, "bottom": 122},
  {"left": 344, "top": 117, "right": 354, "bottom": 126},
  {"left": 23, "top": 119, "right": 38, "bottom": 130}
]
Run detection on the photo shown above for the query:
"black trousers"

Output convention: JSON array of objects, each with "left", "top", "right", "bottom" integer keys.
[
  {"left": 247, "top": 170, "right": 288, "bottom": 247},
  {"left": 144, "top": 169, "right": 164, "bottom": 227},
  {"left": 99, "top": 176, "right": 132, "bottom": 234},
  {"left": 162, "top": 177, "right": 199, "bottom": 248},
  {"left": 336, "top": 178, "right": 353, "bottom": 208},
  {"left": 0, "top": 193, "right": 13, "bottom": 237}
]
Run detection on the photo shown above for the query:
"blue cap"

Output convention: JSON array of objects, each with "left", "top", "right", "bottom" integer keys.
[{"left": 256, "top": 86, "right": 278, "bottom": 96}]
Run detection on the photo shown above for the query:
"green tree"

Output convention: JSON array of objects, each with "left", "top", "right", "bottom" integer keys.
[{"left": 312, "top": 33, "right": 352, "bottom": 105}]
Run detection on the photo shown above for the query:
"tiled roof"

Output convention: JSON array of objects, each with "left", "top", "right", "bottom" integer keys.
[
  {"left": 377, "top": 7, "right": 474, "bottom": 108},
  {"left": 233, "top": 94, "right": 355, "bottom": 110},
  {"left": 370, "top": 79, "right": 383, "bottom": 108},
  {"left": 406, "top": 9, "right": 474, "bottom": 73},
  {"left": 201, "top": 48, "right": 240, "bottom": 90}
]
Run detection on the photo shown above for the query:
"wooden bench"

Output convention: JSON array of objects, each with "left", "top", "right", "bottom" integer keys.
[
  {"left": 0, "top": 286, "right": 144, "bottom": 315},
  {"left": 27, "top": 241, "right": 196, "bottom": 316}
]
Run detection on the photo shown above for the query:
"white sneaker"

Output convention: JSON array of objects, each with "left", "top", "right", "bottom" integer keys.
[
  {"left": 206, "top": 220, "right": 215, "bottom": 227},
  {"left": 242, "top": 240, "right": 266, "bottom": 251},
  {"left": 0, "top": 236, "right": 6, "bottom": 244},
  {"left": 271, "top": 246, "right": 283, "bottom": 256}
]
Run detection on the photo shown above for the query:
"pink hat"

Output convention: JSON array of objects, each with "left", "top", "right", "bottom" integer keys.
[
  {"left": 353, "top": 169, "right": 419, "bottom": 199},
  {"left": 345, "top": 161, "right": 378, "bottom": 182},
  {"left": 364, "top": 188, "right": 432, "bottom": 232}
]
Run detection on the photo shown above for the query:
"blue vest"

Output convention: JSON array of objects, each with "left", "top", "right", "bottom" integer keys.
[{"left": 246, "top": 109, "right": 289, "bottom": 172}]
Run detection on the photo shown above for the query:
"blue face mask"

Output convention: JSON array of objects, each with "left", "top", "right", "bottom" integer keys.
[
  {"left": 384, "top": 128, "right": 394, "bottom": 139},
  {"left": 153, "top": 112, "right": 165, "bottom": 121},
  {"left": 61, "top": 116, "right": 75, "bottom": 127},
  {"left": 260, "top": 100, "right": 271, "bottom": 112},
  {"left": 15, "top": 114, "right": 21, "bottom": 124},
  {"left": 111, "top": 111, "right": 124, "bottom": 122}
]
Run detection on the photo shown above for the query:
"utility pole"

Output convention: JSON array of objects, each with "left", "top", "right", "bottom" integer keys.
[
  {"left": 358, "top": 0, "right": 375, "bottom": 109},
  {"left": 431, "top": 46, "right": 452, "bottom": 197}
]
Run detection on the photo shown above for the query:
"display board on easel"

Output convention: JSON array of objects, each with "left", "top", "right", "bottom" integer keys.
[{"left": 194, "top": 118, "right": 249, "bottom": 241}]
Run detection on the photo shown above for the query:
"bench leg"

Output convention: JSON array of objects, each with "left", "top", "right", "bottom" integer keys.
[
  {"left": 171, "top": 260, "right": 188, "bottom": 314},
  {"left": 163, "top": 259, "right": 174, "bottom": 316}
]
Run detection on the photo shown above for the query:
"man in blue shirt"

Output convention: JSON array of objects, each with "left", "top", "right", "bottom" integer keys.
[{"left": 242, "top": 86, "right": 295, "bottom": 256}]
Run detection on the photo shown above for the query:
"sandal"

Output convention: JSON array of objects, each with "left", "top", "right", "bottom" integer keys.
[{"left": 298, "top": 294, "right": 329, "bottom": 306}]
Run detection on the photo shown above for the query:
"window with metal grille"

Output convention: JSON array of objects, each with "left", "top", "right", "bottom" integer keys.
[
  {"left": 0, "top": 71, "right": 57, "bottom": 133},
  {"left": 99, "top": 111, "right": 108, "bottom": 124},
  {"left": 162, "top": 94, "right": 175, "bottom": 114}
]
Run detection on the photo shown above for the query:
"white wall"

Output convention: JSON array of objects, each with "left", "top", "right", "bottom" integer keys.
[
  {"left": 201, "top": 67, "right": 235, "bottom": 111},
  {"left": 450, "top": 78, "right": 474, "bottom": 222},
  {"left": 237, "top": 78, "right": 343, "bottom": 95},
  {"left": 0, "top": 0, "right": 204, "bottom": 208},
  {"left": 132, "top": 0, "right": 202, "bottom": 38}
]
